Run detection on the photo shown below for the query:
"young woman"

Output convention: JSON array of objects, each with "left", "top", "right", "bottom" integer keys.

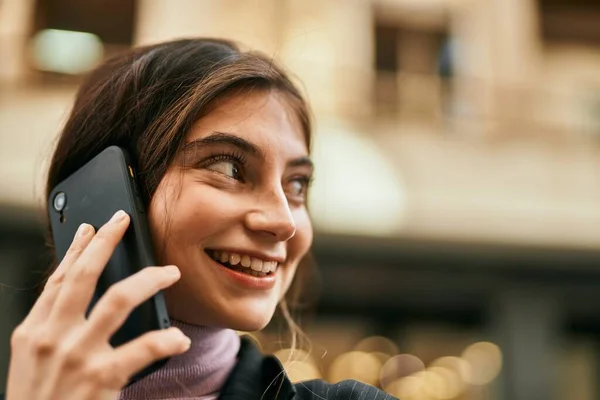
[{"left": 4, "top": 39, "right": 396, "bottom": 400}]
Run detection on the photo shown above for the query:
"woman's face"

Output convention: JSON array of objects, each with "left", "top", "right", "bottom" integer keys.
[{"left": 148, "top": 90, "right": 313, "bottom": 331}]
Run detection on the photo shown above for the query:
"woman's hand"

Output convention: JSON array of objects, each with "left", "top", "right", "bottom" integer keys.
[{"left": 6, "top": 210, "right": 190, "bottom": 400}]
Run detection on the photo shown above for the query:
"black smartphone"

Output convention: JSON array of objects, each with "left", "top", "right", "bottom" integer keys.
[{"left": 47, "top": 146, "right": 171, "bottom": 384}]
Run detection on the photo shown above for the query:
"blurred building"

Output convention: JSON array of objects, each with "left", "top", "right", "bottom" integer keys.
[{"left": 2, "top": 0, "right": 600, "bottom": 399}]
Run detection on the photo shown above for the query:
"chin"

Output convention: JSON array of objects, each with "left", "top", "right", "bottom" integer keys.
[
  {"left": 165, "top": 287, "right": 277, "bottom": 332},
  {"left": 221, "top": 300, "right": 277, "bottom": 332},
  {"left": 166, "top": 305, "right": 273, "bottom": 332},
  {"left": 193, "top": 310, "right": 273, "bottom": 332},
  {"left": 226, "top": 315, "right": 271, "bottom": 332}
]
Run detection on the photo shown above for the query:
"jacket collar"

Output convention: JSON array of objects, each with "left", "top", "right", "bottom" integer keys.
[{"left": 219, "top": 336, "right": 296, "bottom": 400}]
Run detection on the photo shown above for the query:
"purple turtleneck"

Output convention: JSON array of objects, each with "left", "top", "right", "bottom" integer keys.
[{"left": 118, "top": 320, "right": 241, "bottom": 400}]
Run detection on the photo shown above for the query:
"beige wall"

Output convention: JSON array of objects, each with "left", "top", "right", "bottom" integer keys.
[{"left": 0, "top": 0, "right": 35, "bottom": 85}]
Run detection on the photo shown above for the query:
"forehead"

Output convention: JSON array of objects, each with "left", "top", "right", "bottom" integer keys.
[{"left": 187, "top": 90, "right": 308, "bottom": 158}]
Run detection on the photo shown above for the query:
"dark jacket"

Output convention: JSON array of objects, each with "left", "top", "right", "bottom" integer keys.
[
  {"left": 220, "top": 336, "right": 398, "bottom": 399},
  {"left": 1, "top": 337, "right": 398, "bottom": 400}
]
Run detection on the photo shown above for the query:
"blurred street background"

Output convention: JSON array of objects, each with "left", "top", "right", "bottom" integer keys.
[{"left": 2, "top": 0, "right": 600, "bottom": 399}]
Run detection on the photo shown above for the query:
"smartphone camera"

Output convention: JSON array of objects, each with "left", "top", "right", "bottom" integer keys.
[{"left": 53, "top": 192, "right": 67, "bottom": 212}]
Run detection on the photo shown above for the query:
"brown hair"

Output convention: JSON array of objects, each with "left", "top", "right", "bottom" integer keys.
[{"left": 44, "top": 38, "right": 315, "bottom": 345}]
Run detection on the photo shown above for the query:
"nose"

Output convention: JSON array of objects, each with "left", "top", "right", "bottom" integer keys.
[{"left": 245, "top": 188, "right": 296, "bottom": 242}]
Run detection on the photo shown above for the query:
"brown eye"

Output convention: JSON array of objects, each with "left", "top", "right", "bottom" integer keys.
[
  {"left": 285, "top": 177, "right": 311, "bottom": 202},
  {"left": 208, "top": 161, "right": 242, "bottom": 180},
  {"left": 291, "top": 181, "right": 304, "bottom": 195}
]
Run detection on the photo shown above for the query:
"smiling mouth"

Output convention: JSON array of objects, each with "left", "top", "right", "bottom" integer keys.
[{"left": 205, "top": 249, "right": 278, "bottom": 278}]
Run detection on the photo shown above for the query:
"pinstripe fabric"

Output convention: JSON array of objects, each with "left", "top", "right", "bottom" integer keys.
[{"left": 294, "top": 379, "right": 398, "bottom": 400}]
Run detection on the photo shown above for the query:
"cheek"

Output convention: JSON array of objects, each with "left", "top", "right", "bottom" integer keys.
[
  {"left": 147, "top": 175, "right": 218, "bottom": 259},
  {"left": 147, "top": 177, "right": 177, "bottom": 259},
  {"left": 148, "top": 176, "right": 247, "bottom": 255}
]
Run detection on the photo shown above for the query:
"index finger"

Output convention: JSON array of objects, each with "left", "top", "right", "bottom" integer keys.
[
  {"left": 21, "top": 223, "right": 95, "bottom": 327},
  {"left": 51, "top": 210, "right": 130, "bottom": 320},
  {"left": 45, "top": 223, "right": 95, "bottom": 291}
]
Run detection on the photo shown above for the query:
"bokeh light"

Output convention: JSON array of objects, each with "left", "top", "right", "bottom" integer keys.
[
  {"left": 385, "top": 374, "right": 425, "bottom": 399},
  {"left": 354, "top": 335, "right": 400, "bottom": 355},
  {"left": 379, "top": 353, "right": 425, "bottom": 389},
  {"left": 372, "top": 351, "right": 394, "bottom": 365},
  {"left": 430, "top": 356, "right": 473, "bottom": 383},
  {"left": 424, "top": 366, "right": 464, "bottom": 399},
  {"left": 328, "top": 351, "right": 382, "bottom": 386},
  {"left": 461, "top": 341, "right": 503, "bottom": 386},
  {"left": 30, "top": 29, "right": 104, "bottom": 75}
]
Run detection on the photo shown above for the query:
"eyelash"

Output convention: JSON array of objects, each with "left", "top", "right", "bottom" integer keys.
[{"left": 199, "top": 150, "right": 248, "bottom": 180}]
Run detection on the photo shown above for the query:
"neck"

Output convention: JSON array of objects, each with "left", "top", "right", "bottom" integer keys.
[{"left": 119, "top": 320, "right": 241, "bottom": 400}]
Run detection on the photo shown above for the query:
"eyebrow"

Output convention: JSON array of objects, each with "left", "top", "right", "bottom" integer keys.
[
  {"left": 287, "top": 156, "right": 313, "bottom": 170},
  {"left": 183, "top": 131, "right": 313, "bottom": 170},
  {"left": 183, "top": 131, "right": 264, "bottom": 158}
]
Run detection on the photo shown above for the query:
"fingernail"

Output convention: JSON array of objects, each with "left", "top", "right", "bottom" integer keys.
[
  {"left": 181, "top": 335, "right": 191, "bottom": 350},
  {"left": 170, "top": 328, "right": 191, "bottom": 350},
  {"left": 111, "top": 210, "right": 128, "bottom": 223},
  {"left": 164, "top": 265, "right": 180, "bottom": 278},
  {"left": 75, "top": 223, "right": 91, "bottom": 238}
]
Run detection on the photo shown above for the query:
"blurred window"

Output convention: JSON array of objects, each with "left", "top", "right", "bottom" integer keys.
[
  {"left": 30, "top": 0, "right": 136, "bottom": 78},
  {"left": 373, "top": 23, "right": 400, "bottom": 115},
  {"left": 373, "top": 19, "right": 450, "bottom": 120},
  {"left": 34, "top": 0, "right": 136, "bottom": 46},
  {"left": 375, "top": 25, "right": 399, "bottom": 73},
  {"left": 539, "top": 0, "right": 600, "bottom": 46}
]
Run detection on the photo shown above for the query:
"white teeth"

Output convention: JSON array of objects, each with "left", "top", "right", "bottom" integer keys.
[
  {"left": 210, "top": 250, "right": 279, "bottom": 274},
  {"left": 229, "top": 253, "right": 241, "bottom": 266},
  {"left": 251, "top": 257, "right": 263, "bottom": 271},
  {"left": 240, "top": 255, "right": 252, "bottom": 268},
  {"left": 220, "top": 252, "right": 229, "bottom": 263},
  {"left": 263, "top": 261, "right": 277, "bottom": 273}
]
